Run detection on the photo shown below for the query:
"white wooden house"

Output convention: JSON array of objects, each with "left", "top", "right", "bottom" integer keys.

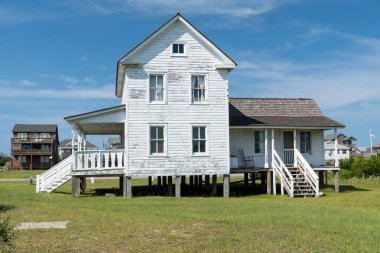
[{"left": 36, "top": 14, "right": 344, "bottom": 198}]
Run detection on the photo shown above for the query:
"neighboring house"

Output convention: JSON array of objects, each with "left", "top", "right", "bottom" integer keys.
[
  {"left": 324, "top": 141, "right": 350, "bottom": 163},
  {"left": 58, "top": 139, "right": 98, "bottom": 160},
  {"left": 108, "top": 137, "right": 122, "bottom": 150},
  {"left": 371, "top": 142, "right": 380, "bottom": 153},
  {"left": 36, "top": 14, "right": 344, "bottom": 198},
  {"left": 11, "top": 124, "right": 59, "bottom": 170},
  {"left": 324, "top": 133, "right": 360, "bottom": 155}
]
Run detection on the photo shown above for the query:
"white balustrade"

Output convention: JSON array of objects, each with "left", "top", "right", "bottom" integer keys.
[
  {"left": 272, "top": 149, "right": 295, "bottom": 197},
  {"left": 283, "top": 149, "right": 294, "bottom": 166},
  {"left": 74, "top": 150, "right": 125, "bottom": 171},
  {"left": 294, "top": 149, "right": 320, "bottom": 197}
]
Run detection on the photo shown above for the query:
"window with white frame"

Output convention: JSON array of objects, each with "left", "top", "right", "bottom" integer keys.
[
  {"left": 149, "top": 74, "right": 164, "bottom": 103},
  {"left": 18, "top": 133, "right": 27, "bottom": 138},
  {"left": 40, "top": 133, "right": 50, "bottom": 138},
  {"left": 40, "top": 156, "right": 50, "bottom": 163},
  {"left": 192, "top": 126, "right": 207, "bottom": 154},
  {"left": 254, "top": 131, "right": 265, "bottom": 153},
  {"left": 191, "top": 75, "right": 207, "bottom": 103},
  {"left": 342, "top": 150, "right": 347, "bottom": 154},
  {"left": 172, "top": 43, "right": 185, "bottom": 56},
  {"left": 30, "top": 133, "right": 38, "bottom": 138},
  {"left": 149, "top": 126, "right": 165, "bottom": 155},
  {"left": 300, "top": 132, "right": 311, "bottom": 154}
]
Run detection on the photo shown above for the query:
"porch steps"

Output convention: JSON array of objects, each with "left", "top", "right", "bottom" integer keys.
[
  {"left": 289, "top": 168, "right": 316, "bottom": 198},
  {"left": 36, "top": 155, "right": 73, "bottom": 193}
]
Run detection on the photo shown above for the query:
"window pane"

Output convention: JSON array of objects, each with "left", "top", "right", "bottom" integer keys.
[
  {"left": 193, "top": 140, "right": 199, "bottom": 153},
  {"left": 173, "top": 44, "right": 178, "bottom": 53},
  {"left": 200, "top": 127, "right": 205, "bottom": 139},
  {"left": 157, "top": 127, "right": 164, "bottom": 139},
  {"left": 199, "top": 76, "right": 205, "bottom": 88},
  {"left": 150, "top": 141, "right": 156, "bottom": 154},
  {"left": 157, "top": 141, "right": 164, "bottom": 153},
  {"left": 200, "top": 89, "right": 205, "bottom": 102},
  {"left": 149, "top": 75, "right": 156, "bottom": 88},
  {"left": 178, "top": 44, "right": 184, "bottom": 53},
  {"left": 150, "top": 127, "right": 157, "bottom": 139},
  {"left": 156, "top": 89, "right": 163, "bottom": 101},
  {"left": 199, "top": 140, "right": 206, "bottom": 152},
  {"left": 150, "top": 89, "right": 156, "bottom": 102},
  {"left": 193, "top": 76, "right": 199, "bottom": 88},
  {"left": 157, "top": 75, "right": 163, "bottom": 87},
  {"left": 193, "top": 127, "right": 198, "bottom": 139}
]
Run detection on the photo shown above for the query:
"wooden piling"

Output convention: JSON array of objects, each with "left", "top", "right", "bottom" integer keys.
[
  {"left": 122, "top": 175, "right": 127, "bottom": 197},
  {"left": 175, "top": 176, "right": 181, "bottom": 198},
  {"left": 244, "top": 173, "right": 249, "bottom": 187},
  {"left": 266, "top": 170, "right": 272, "bottom": 195},
  {"left": 212, "top": 175, "right": 217, "bottom": 196},
  {"left": 126, "top": 176, "right": 132, "bottom": 198},
  {"left": 334, "top": 171, "right": 340, "bottom": 193},
  {"left": 223, "top": 174, "right": 230, "bottom": 198}
]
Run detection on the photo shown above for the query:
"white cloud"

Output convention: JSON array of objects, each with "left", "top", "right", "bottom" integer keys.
[
  {"left": 0, "top": 83, "right": 115, "bottom": 99},
  {"left": 18, "top": 79, "right": 35, "bottom": 87}
]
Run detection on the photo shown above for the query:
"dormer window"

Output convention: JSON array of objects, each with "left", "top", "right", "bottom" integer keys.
[{"left": 172, "top": 43, "right": 186, "bottom": 56}]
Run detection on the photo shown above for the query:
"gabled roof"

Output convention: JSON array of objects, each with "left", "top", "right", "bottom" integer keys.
[
  {"left": 229, "top": 98, "right": 345, "bottom": 128},
  {"left": 115, "top": 13, "right": 237, "bottom": 97},
  {"left": 12, "top": 124, "right": 58, "bottom": 133},
  {"left": 324, "top": 141, "right": 350, "bottom": 150}
]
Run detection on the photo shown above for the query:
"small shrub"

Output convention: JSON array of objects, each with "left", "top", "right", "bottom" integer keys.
[
  {"left": 340, "top": 154, "right": 380, "bottom": 178},
  {"left": 0, "top": 217, "right": 15, "bottom": 251}
]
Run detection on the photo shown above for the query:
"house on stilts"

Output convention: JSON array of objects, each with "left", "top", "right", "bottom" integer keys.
[{"left": 36, "top": 13, "right": 344, "bottom": 198}]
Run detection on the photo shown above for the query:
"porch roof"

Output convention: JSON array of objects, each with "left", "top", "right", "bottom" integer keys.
[
  {"left": 229, "top": 98, "right": 345, "bottom": 129},
  {"left": 64, "top": 105, "right": 126, "bottom": 135}
]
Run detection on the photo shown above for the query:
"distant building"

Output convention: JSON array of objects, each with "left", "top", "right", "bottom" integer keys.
[
  {"left": 371, "top": 142, "right": 380, "bottom": 153},
  {"left": 58, "top": 139, "right": 99, "bottom": 160},
  {"left": 108, "top": 137, "right": 122, "bottom": 150},
  {"left": 324, "top": 133, "right": 360, "bottom": 155},
  {"left": 11, "top": 124, "right": 59, "bottom": 170},
  {"left": 324, "top": 141, "right": 351, "bottom": 163}
]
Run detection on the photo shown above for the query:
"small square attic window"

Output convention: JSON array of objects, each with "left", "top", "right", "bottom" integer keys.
[{"left": 172, "top": 43, "right": 186, "bottom": 56}]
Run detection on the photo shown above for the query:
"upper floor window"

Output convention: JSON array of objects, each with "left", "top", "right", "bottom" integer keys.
[
  {"left": 172, "top": 43, "right": 186, "bottom": 56},
  {"left": 40, "top": 133, "right": 50, "bottom": 138},
  {"left": 191, "top": 75, "right": 207, "bottom": 103},
  {"left": 18, "top": 155, "right": 27, "bottom": 163},
  {"left": 254, "top": 131, "right": 265, "bottom": 153},
  {"left": 149, "top": 74, "right": 165, "bottom": 103},
  {"left": 41, "top": 156, "right": 50, "bottom": 163},
  {"left": 192, "top": 126, "right": 207, "bottom": 154},
  {"left": 300, "top": 132, "right": 311, "bottom": 154},
  {"left": 18, "top": 133, "right": 27, "bottom": 138},
  {"left": 30, "top": 133, "right": 38, "bottom": 138},
  {"left": 149, "top": 126, "right": 166, "bottom": 155}
]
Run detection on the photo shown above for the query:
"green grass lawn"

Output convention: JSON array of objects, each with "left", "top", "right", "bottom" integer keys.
[
  {"left": 0, "top": 170, "right": 44, "bottom": 179},
  {"left": 1, "top": 176, "right": 380, "bottom": 252}
]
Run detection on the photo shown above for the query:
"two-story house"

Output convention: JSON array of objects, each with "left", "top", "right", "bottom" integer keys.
[
  {"left": 36, "top": 14, "right": 344, "bottom": 198},
  {"left": 11, "top": 124, "right": 59, "bottom": 170}
]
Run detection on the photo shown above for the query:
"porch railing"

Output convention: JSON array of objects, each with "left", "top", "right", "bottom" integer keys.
[
  {"left": 74, "top": 150, "right": 125, "bottom": 171},
  {"left": 283, "top": 149, "right": 294, "bottom": 166},
  {"left": 294, "top": 148, "right": 320, "bottom": 197},
  {"left": 273, "top": 149, "right": 294, "bottom": 197}
]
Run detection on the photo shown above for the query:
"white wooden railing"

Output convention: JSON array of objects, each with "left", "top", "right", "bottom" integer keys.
[
  {"left": 74, "top": 150, "right": 125, "bottom": 171},
  {"left": 272, "top": 149, "right": 295, "bottom": 197},
  {"left": 283, "top": 149, "right": 294, "bottom": 166},
  {"left": 294, "top": 149, "right": 320, "bottom": 197},
  {"left": 36, "top": 155, "right": 73, "bottom": 193}
]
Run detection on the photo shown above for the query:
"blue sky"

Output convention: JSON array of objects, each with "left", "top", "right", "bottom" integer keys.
[{"left": 1, "top": 0, "right": 380, "bottom": 154}]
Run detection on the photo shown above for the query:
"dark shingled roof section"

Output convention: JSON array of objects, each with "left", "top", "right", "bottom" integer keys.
[
  {"left": 12, "top": 124, "right": 58, "bottom": 133},
  {"left": 229, "top": 98, "right": 345, "bottom": 128}
]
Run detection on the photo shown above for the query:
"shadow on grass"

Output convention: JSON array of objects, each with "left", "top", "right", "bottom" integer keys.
[
  {"left": 322, "top": 184, "right": 370, "bottom": 193},
  {"left": 0, "top": 204, "right": 15, "bottom": 212}
]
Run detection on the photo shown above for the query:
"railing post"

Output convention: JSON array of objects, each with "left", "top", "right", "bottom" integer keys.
[
  {"left": 272, "top": 168, "right": 276, "bottom": 195},
  {"left": 36, "top": 175, "right": 40, "bottom": 193},
  {"left": 98, "top": 151, "right": 101, "bottom": 170}
]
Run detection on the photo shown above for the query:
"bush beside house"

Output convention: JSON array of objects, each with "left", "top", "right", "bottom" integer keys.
[{"left": 340, "top": 153, "right": 380, "bottom": 178}]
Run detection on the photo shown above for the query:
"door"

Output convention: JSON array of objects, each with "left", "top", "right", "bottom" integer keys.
[{"left": 283, "top": 131, "right": 294, "bottom": 166}]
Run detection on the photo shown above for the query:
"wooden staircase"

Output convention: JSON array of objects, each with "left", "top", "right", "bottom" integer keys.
[
  {"left": 36, "top": 155, "right": 73, "bottom": 193},
  {"left": 289, "top": 168, "right": 316, "bottom": 198}
]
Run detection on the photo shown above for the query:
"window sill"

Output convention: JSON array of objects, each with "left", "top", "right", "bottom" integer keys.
[
  {"left": 190, "top": 103, "right": 209, "bottom": 105},
  {"left": 191, "top": 154, "right": 210, "bottom": 157},
  {"left": 171, "top": 54, "right": 188, "bottom": 58},
  {"left": 148, "top": 155, "right": 168, "bottom": 158},
  {"left": 148, "top": 102, "right": 167, "bottom": 105}
]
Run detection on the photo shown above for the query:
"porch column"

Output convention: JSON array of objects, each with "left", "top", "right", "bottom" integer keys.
[
  {"left": 264, "top": 129, "right": 269, "bottom": 168},
  {"left": 83, "top": 135, "right": 87, "bottom": 151},
  {"left": 293, "top": 129, "right": 297, "bottom": 167},
  {"left": 271, "top": 129, "right": 275, "bottom": 167},
  {"left": 71, "top": 128, "right": 75, "bottom": 155},
  {"left": 334, "top": 129, "right": 339, "bottom": 167}
]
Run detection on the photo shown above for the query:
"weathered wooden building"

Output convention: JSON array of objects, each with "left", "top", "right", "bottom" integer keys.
[
  {"left": 36, "top": 14, "right": 344, "bottom": 198},
  {"left": 11, "top": 124, "right": 59, "bottom": 170}
]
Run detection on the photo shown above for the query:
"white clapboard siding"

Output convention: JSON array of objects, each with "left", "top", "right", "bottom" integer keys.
[{"left": 124, "top": 21, "right": 229, "bottom": 176}]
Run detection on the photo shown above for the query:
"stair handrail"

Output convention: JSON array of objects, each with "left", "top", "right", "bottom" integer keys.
[
  {"left": 272, "top": 149, "right": 294, "bottom": 197},
  {"left": 36, "top": 155, "right": 73, "bottom": 192},
  {"left": 294, "top": 149, "right": 319, "bottom": 197}
]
